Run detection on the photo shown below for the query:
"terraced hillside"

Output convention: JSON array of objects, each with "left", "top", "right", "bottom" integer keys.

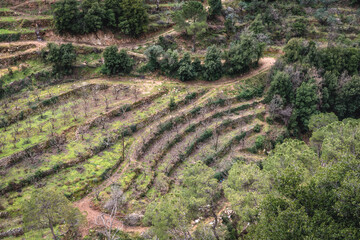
[
  {"left": 2, "top": 0, "right": 359, "bottom": 239},
  {"left": 0, "top": 56, "right": 286, "bottom": 238}
]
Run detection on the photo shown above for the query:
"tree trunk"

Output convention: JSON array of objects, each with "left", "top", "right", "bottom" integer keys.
[
  {"left": 192, "top": 35, "right": 196, "bottom": 52},
  {"left": 211, "top": 208, "right": 220, "bottom": 240},
  {"left": 49, "top": 220, "right": 57, "bottom": 240}
]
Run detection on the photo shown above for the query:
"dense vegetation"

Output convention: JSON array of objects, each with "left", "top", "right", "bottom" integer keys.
[
  {"left": 53, "top": 0, "right": 148, "bottom": 36},
  {"left": 0, "top": 0, "right": 360, "bottom": 239}
]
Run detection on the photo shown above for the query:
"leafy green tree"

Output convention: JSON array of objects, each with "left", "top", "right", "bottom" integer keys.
[
  {"left": 46, "top": 43, "right": 77, "bottom": 76},
  {"left": 118, "top": 0, "right": 149, "bottom": 37},
  {"left": 191, "top": 57, "right": 203, "bottom": 78},
  {"left": 144, "top": 192, "right": 192, "bottom": 240},
  {"left": 225, "top": 162, "right": 270, "bottom": 224},
  {"left": 267, "top": 71, "right": 293, "bottom": 104},
  {"left": 264, "top": 139, "right": 318, "bottom": 197},
  {"left": 247, "top": 119, "right": 360, "bottom": 240},
  {"left": 249, "top": 14, "right": 265, "bottom": 34},
  {"left": 102, "top": 46, "right": 134, "bottom": 75},
  {"left": 53, "top": 0, "right": 81, "bottom": 34},
  {"left": 22, "top": 189, "right": 84, "bottom": 240},
  {"left": 208, "top": 0, "right": 222, "bottom": 18},
  {"left": 203, "top": 45, "right": 223, "bottom": 81},
  {"left": 181, "top": 161, "right": 221, "bottom": 240},
  {"left": 284, "top": 38, "right": 307, "bottom": 63},
  {"left": 144, "top": 45, "right": 164, "bottom": 71},
  {"left": 291, "top": 17, "right": 308, "bottom": 37},
  {"left": 321, "top": 71, "right": 338, "bottom": 111},
  {"left": 308, "top": 112, "right": 338, "bottom": 132},
  {"left": 294, "top": 80, "right": 319, "bottom": 130},
  {"left": 225, "top": 31, "right": 265, "bottom": 75},
  {"left": 177, "top": 52, "right": 196, "bottom": 81},
  {"left": 335, "top": 75, "right": 360, "bottom": 119},
  {"left": 160, "top": 49, "right": 179, "bottom": 76},
  {"left": 172, "top": 1, "right": 207, "bottom": 52},
  {"left": 81, "top": 0, "right": 106, "bottom": 33},
  {"left": 103, "top": 0, "right": 121, "bottom": 27}
]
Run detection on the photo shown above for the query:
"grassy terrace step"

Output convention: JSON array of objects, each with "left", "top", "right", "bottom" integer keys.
[
  {"left": 1, "top": 83, "right": 110, "bottom": 129},
  {"left": 0, "top": 15, "right": 53, "bottom": 29},
  {"left": 0, "top": 89, "right": 169, "bottom": 182},
  {"left": 127, "top": 104, "right": 265, "bottom": 201},
  {"left": 100, "top": 90, "right": 208, "bottom": 193},
  {"left": 117, "top": 93, "right": 247, "bottom": 187},
  {"left": 0, "top": 89, "right": 201, "bottom": 194},
  {"left": 0, "top": 84, "right": 144, "bottom": 159}
]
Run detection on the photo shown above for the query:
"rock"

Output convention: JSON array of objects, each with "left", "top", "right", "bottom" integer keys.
[{"left": 124, "top": 213, "right": 144, "bottom": 226}]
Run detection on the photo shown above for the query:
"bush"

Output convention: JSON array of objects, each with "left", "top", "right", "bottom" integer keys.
[
  {"left": 291, "top": 17, "right": 308, "bottom": 37},
  {"left": 208, "top": 0, "right": 222, "bottom": 18},
  {"left": 45, "top": 43, "right": 77, "bottom": 76},
  {"left": 102, "top": 46, "right": 134, "bottom": 75},
  {"left": 255, "top": 135, "right": 265, "bottom": 150},
  {"left": 144, "top": 45, "right": 164, "bottom": 71},
  {"left": 254, "top": 124, "right": 261, "bottom": 133},
  {"left": 178, "top": 53, "right": 196, "bottom": 81},
  {"left": 160, "top": 49, "right": 179, "bottom": 76},
  {"left": 53, "top": 0, "right": 81, "bottom": 34},
  {"left": 225, "top": 31, "right": 265, "bottom": 75},
  {"left": 203, "top": 45, "right": 223, "bottom": 81}
]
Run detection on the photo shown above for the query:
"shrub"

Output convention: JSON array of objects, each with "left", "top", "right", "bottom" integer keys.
[
  {"left": 203, "top": 45, "right": 223, "bottom": 81},
  {"left": 144, "top": 45, "right": 164, "bottom": 71},
  {"left": 160, "top": 49, "right": 179, "bottom": 76},
  {"left": 208, "top": 0, "right": 222, "bottom": 18},
  {"left": 169, "top": 97, "right": 176, "bottom": 111},
  {"left": 225, "top": 31, "right": 265, "bottom": 75},
  {"left": 178, "top": 53, "right": 196, "bottom": 81},
  {"left": 255, "top": 135, "right": 265, "bottom": 150},
  {"left": 254, "top": 124, "right": 261, "bottom": 133},
  {"left": 46, "top": 43, "right": 77, "bottom": 76},
  {"left": 102, "top": 46, "right": 135, "bottom": 75}
]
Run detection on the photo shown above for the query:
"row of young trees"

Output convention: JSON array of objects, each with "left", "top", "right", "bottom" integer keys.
[
  {"left": 53, "top": 0, "right": 148, "bottom": 37},
  {"left": 266, "top": 38, "right": 360, "bottom": 134},
  {"left": 142, "top": 31, "right": 265, "bottom": 81}
]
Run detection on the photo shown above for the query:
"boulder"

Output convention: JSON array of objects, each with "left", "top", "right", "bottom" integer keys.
[{"left": 124, "top": 213, "right": 144, "bottom": 226}]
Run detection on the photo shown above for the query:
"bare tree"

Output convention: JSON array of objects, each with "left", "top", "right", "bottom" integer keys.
[
  {"left": 33, "top": 88, "right": 41, "bottom": 101},
  {"left": 92, "top": 91, "right": 100, "bottom": 107},
  {"left": 82, "top": 98, "right": 89, "bottom": 117},
  {"left": 96, "top": 185, "right": 126, "bottom": 240},
  {"left": 104, "top": 95, "right": 110, "bottom": 111},
  {"left": 213, "top": 123, "right": 220, "bottom": 151},
  {"left": 0, "top": 135, "right": 6, "bottom": 153},
  {"left": 133, "top": 88, "right": 139, "bottom": 101}
]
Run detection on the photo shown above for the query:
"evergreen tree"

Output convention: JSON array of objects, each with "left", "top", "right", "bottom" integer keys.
[
  {"left": 102, "top": 46, "right": 134, "bottom": 75},
  {"left": 172, "top": 1, "right": 208, "bottom": 52},
  {"left": 208, "top": 0, "right": 222, "bottom": 18},
  {"left": 53, "top": 0, "right": 81, "bottom": 34},
  {"left": 118, "top": 0, "right": 149, "bottom": 37},
  {"left": 46, "top": 43, "right": 77, "bottom": 76},
  {"left": 203, "top": 46, "right": 223, "bottom": 81},
  {"left": 178, "top": 52, "right": 196, "bottom": 81},
  {"left": 294, "top": 80, "right": 319, "bottom": 130}
]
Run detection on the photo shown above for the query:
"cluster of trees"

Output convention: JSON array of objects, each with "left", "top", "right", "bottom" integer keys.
[
  {"left": 144, "top": 116, "right": 360, "bottom": 239},
  {"left": 267, "top": 38, "right": 360, "bottom": 133},
  {"left": 143, "top": 31, "right": 265, "bottom": 81},
  {"left": 53, "top": 0, "right": 148, "bottom": 37}
]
